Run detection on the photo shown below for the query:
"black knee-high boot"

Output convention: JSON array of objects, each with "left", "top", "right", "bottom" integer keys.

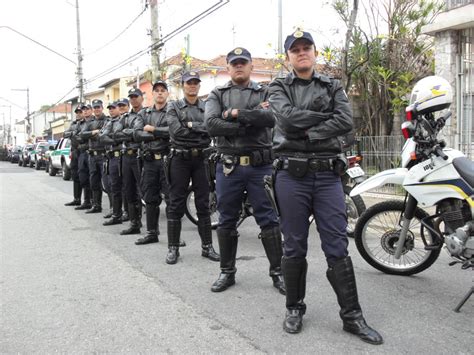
[
  {"left": 327, "top": 256, "right": 383, "bottom": 345},
  {"left": 260, "top": 226, "right": 285, "bottom": 295},
  {"left": 211, "top": 229, "right": 238, "bottom": 292},
  {"left": 198, "top": 217, "right": 220, "bottom": 262},
  {"left": 135, "top": 203, "right": 159, "bottom": 245},
  {"left": 282, "top": 256, "right": 307, "bottom": 333},
  {"left": 166, "top": 219, "right": 181, "bottom": 264}
]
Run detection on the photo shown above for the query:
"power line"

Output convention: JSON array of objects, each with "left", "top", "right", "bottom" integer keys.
[
  {"left": 83, "top": 4, "right": 148, "bottom": 56},
  {"left": 83, "top": 0, "right": 229, "bottom": 86},
  {"left": 0, "top": 26, "right": 76, "bottom": 65}
]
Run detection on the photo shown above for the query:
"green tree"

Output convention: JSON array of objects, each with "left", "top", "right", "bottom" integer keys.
[{"left": 332, "top": 0, "right": 444, "bottom": 135}]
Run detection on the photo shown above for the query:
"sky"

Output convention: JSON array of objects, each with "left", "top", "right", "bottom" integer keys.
[{"left": 0, "top": 0, "right": 347, "bottom": 123}]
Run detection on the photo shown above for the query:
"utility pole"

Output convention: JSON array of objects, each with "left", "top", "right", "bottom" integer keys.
[
  {"left": 75, "top": 0, "right": 84, "bottom": 102},
  {"left": 12, "top": 88, "right": 30, "bottom": 140},
  {"left": 0, "top": 105, "right": 12, "bottom": 144},
  {"left": 277, "top": 0, "right": 283, "bottom": 77},
  {"left": 150, "top": 0, "right": 161, "bottom": 80}
]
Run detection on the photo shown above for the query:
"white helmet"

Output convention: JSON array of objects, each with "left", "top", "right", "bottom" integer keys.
[{"left": 408, "top": 76, "right": 453, "bottom": 114}]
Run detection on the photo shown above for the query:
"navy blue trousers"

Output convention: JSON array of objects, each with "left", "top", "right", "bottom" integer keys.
[
  {"left": 140, "top": 158, "right": 169, "bottom": 209},
  {"left": 215, "top": 162, "right": 278, "bottom": 230},
  {"left": 89, "top": 154, "right": 104, "bottom": 192},
  {"left": 275, "top": 170, "right": 348, "bottom": 267},
  {"left": 168, "top": 155, "right": 209, "bottom": 220},
  {"left": 121, "top": 154, "right": 141, "bottom": 204},
  {"left": 78, "top": 150, "right": 90, "bottom": 189}
]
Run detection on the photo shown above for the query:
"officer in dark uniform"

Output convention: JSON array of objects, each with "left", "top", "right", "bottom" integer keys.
[
  {"left": 74, "top": 103, "right": 93, "bottom": 210},
  {"left": 117, "top": 98, "right": 131, "bottom": 222},
  {"left": 116, "top": 89, "right": 144, "bottom": 235},
  {"left": 133, "top": 80, "right": 171, "bottom": 245},
  {"left": 78, "top": 99, "right": 109, "bottom": 214},
  {"left": 100, "top": 101, "right": 124, "bottom": 226},
  {"left": 205, "top": 47, "right": 284, "bottom": 294},
  {"left": 165, "top": 71, "right": 219, "bottom": 264},
  {"left": 64, "top": 106, "right": 84, "bottom": 206},
  {"left": 268, "top": 30, "right": 383, "bottom": 344}
]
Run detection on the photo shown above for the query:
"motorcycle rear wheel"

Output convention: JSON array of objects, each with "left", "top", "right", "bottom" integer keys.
[
  {"left": 185, "top": 187, "right": 219, "bottom": 230},
  {"left": 354, "top": 200, "right": 441, "bottom": 275},
  {"left": 343, "top": 185, "right": 366, "bottom": 238}
]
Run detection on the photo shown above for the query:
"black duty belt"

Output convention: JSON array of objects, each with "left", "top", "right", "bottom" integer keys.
[
  {"left": 89, "top": 150, "right": 106, "bottom": 156},
  {"left": 124, "top": 149, "right": 138, "bottom": 156},
  {"left": 281, "top": 158, "right": 333, "bottom": 172},
  {"left": 172, "top": 148, "right": 203, "bottom": 159}
]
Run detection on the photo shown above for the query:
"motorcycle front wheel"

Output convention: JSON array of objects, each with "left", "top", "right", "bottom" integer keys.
[
  {"left": 354, "top": 200, "right": 441, "bottom": 276},
  {"left": 185, "top": 187, "right": 219, "bottom": 229}
]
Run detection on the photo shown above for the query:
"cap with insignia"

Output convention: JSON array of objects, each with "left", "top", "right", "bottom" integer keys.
[
  {"left": 117, "top": 98, "right": 130, "bottom": 106},
  {"left": 182, "top": 71, "right": 201, "bottom": 83},
  {"left": 80, "top": 103, "right": 92, "bottom": 110},
  {"left": 284, "top": 30, "right": 315, "bottom": 52},
  {"left": 152, "top": 80, "right": 168, "bottom": 91},
  {"left": 226, "top": 47, "right": 252, "bottom": 64},
  {"left": 128, "top": 88, "right": 143, "bottom": 97},
  {"left": 74, "top": 106, "right": 83, "bottom": 113},
  {"left": 106, "top": 101, "right": 118, "bottom": 109},
  {"left": 91, "top": 99, "right": 103, "bottom": 107}
]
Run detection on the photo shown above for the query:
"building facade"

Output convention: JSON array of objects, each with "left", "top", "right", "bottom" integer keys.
[{"left": 423, "top": 0, "right": 474, "bottom": 158}]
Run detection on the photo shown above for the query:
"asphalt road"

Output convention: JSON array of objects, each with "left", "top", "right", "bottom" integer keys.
[{"left": 1, "top": 161, "right": 472, "bottom": 353}]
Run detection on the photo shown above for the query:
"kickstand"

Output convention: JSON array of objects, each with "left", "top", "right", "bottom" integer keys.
[{"left": 454, "top": 286, "right": 473, "bottom": 313}]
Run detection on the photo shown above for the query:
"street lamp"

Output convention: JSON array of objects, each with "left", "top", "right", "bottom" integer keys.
[{"left": 11, "top": 88, "right": 30, "bottom": 141}]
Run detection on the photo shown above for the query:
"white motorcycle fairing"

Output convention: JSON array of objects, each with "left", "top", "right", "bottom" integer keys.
[{"left": 350, "top": 168, "right": 408, "bottom": 197}]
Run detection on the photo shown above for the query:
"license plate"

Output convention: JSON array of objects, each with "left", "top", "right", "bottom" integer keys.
[{"left": 347, "top": 166, "right": 364, "bottom": 178}]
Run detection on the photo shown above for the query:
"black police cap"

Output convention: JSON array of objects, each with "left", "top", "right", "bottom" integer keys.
[
  {"left": 106, "top": 101, "right": 118, "bottom": 109},
  {"left": 284, "top": 30, "right": 315, "bottom": 52},
  {"left": 74, "top": 106, "right": 83, "bottom": 113},
  {"left": 152, "top": 80, "right": 168, "bottom": 91},
  {"left": 91, "top": 99, "right": 103, "bottom": 107},
  {"left": 226, "top": 47, "right": 252, "bottom": 63},
  {"left": 128, "top": 88, "right": 143, "bottom": 97},
  {"left": 81, "top": 103, "right": 92, "bottom": 110},
  {"left": 117, "top": 98, "right": 129, "bottom": 105},
  {"left": 182, "top": 71, "right": 201, "bottom": 83}
]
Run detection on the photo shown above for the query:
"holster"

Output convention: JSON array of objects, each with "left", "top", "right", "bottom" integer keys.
[
  {"left": 263, "top": 174, "right": 279, "bottom": 216},
  {"left": 204, "top": 149, "right": 218, "bottom": 192},
  {"left": 104, "top": 158, "right": 110, "bottom": 175},
  {"left": 163, "top": 153, "right": 172, "bottom": 185}
]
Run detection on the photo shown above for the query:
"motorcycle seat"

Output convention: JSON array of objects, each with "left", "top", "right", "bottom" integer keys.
[{"left": 453, "top": 157, "right": 474, "bottom": 188}]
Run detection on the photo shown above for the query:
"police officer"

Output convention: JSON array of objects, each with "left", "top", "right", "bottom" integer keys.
[
  {"left": 78, "top": 99, "right": 109, "bottom": 213},
  {"left": 116, "top": 89, "right": 144, "bottom": 235},
  {"left": 117, "top": 98, "right": 131, "bottom": 222},
  {"left": 74, "top": 104, "right": 93, "bottom": 210},
  {"left": 165, "top": 71, "right": 219, "bottom": 264},
  {"left": 64, "top": 106, "right": 84, "bottom": 206},
  {"left": 133, "top": 81, "right": 171, "bottom": 245},
  {"left": 100, "top": 101, "right": 124, "bottom": 226},
  {"left": 205, "top": 47, "right": 285, "bottom": 294},
  {"left": 268, "top": 30, "right": 383, "bottom": 344}
]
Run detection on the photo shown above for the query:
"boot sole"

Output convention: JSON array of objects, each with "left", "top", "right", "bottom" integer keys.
[
  {"left": 120, "top": 230, "right": 141, "bottom": 235},
  {"left": 343, "top": 328, "right": 384, "bottom": 345},
  {"left": 283, "top": 324, "right": 303, "bottom": 334},
  {"left": 201, "top": 253, "right": 220, "bottom": 262}
]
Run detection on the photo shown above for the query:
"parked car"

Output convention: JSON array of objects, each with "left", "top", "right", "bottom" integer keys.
[
  {"left": 49, "top": 138, "right": 71, "bottom": 180},
  {"left": 19, "top": 144, "right": 34, "bottom": 167},
  {"left": 29, "top": 141, "right": 50, "bottom": 169},
  {"left": 10, "top": 145, "right": 22, "bottom": 164}
]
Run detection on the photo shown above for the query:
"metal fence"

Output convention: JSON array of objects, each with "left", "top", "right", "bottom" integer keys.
[{"left": 354, "top": 135, "right": 406, "bottom": 195}]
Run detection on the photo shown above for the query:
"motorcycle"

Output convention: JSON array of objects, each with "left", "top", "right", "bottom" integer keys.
[
  {"left": 350, "top": 76, "right": 473, "bottom": 311},
  {"left": 185, "top": 144, "right": 367, "bottom": 236}
]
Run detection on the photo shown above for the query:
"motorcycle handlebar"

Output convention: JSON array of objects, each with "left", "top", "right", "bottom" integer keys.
[{"left": 434, "top": 145, "right": 448, "bottom": 160}]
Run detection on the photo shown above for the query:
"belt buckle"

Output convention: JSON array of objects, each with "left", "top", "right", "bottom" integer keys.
[
  {"left": 127, "top": 149, "right": 134, "bottom": 155},
  {"left": 191, "top": 148, "right": 199, "bottom": 157},
  {"left": 114, "top": 151, "right": 120, "bottom": 157},
  {"left": 240, "top": 156, "right": 250, "bottom": 166},
  {"left": 154, "top": 153, "right": 161, "bottom": 160},
  {"left": 309, "top": 159, "right": 319, "bottom": 171}
]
